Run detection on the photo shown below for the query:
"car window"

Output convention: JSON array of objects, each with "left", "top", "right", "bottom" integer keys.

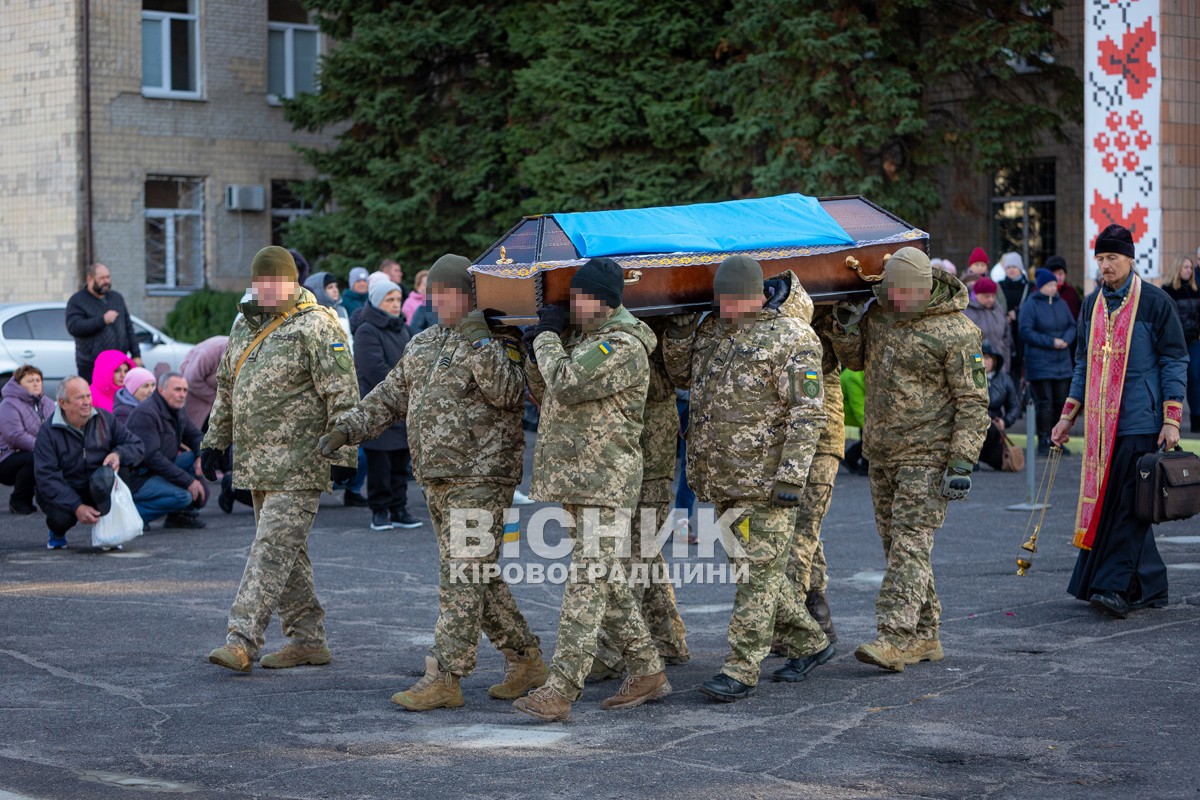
[
  {"left": 2, "top": 315, "right": 32, "bottom": 340},
  {"left": 133, "top": 321, "right": 156, "bottom": 347},
  {"left": 27, "top": 309, "right": 72, "bottom": 341}
]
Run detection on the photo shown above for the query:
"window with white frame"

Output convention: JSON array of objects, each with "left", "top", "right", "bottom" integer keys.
[
  {"left": 268, "top": 0, "right": 319, "bottom": 102},
  {"left": 145, "top": 177, "right": 205, "bottom": 292},
  {"left": 142, "top": 0, "right": 201, "bottom": 98},
  {"left": 270, "top": 180, "right": 313, "bottom": 246}
]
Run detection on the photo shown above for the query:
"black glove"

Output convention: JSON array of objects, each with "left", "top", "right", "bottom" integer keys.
[
  {"left": 534, "top": 305, "right": 567, "bottom": 336},
  {"left": 771, "top": 480, "right": 805, "bottom": 508},
  {"left": 200, "top": 448, "right": 223, "bottom": 482},
  {"left": 664, "top": 313, "right": 702, "bottom": 339},
  {"left": 330, "top": 465, "right": 358, "bottom": 484}
]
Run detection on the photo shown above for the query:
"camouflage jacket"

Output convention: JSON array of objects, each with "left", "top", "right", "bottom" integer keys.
[
  {"left": 526, "top": 306, "right": 654, "bottom": 508},
  {"left": 827, "top": 269, "right": 990, "bottom": 467},
  {"left": 203, "top": 288, "right": 359, "bottom": 491},
  {"left": 334, "top": 318, "right": 527, "bottom": 486},
  {"left": 812, "top": 306, "right": 845, "bottom": 460},
  {"left": 663, "top": 271, "right": 827, "bottom": 504},
  {"left": 642, "top": 318, "right": 681, "bottom": 485}
]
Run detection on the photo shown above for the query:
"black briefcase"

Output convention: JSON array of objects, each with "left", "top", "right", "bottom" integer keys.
[{"left": 1135, "top": 447, "right": 1200, "bottom": 524}]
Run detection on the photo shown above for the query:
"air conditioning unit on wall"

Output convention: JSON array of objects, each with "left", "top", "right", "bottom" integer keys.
[{"left": 226, "top": 185, "right": 265, "bottom": 212}]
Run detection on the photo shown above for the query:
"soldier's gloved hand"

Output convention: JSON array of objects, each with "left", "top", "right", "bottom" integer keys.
[
  {"left": 318, "top": 424, "right": 349, "bottom": 457},
  {"left": 460, "top": 308, "right": 491, "bottom": 344},
  {"left": 664, "top": 312, "right": 702, "bottom": 339},
  {"left": 533, "top": 305, "right": 567, "bottom": 337},
  {"left": 834, "top": 300, "right": 870, "bottom": 334},
  {"left": 200, "top": 448, "right": 223, "bottom": 482},
  {"left": 771, "top": 480, "right": 806, "bottom": 507},
  {"left": 940, "top": 460, "right": 974, "bottom": 500}
]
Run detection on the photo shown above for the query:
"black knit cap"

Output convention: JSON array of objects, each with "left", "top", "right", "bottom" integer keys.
[
  {"left": 1043, "top": 255, "right": 1067, "bottom": 272},
  {"left": 570, "top": 257, "right": 624, "bottom": 308},
  {"left": 1094, "top": 224, "right": 1135, "bottom": 258}
]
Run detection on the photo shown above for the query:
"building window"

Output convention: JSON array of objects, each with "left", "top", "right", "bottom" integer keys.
[
  {"left": 268, "top": 0, "right": 320, "bottom": 102},
  {"left": 142, "top": 0, "right": 201, "bottom": 99},
  {"left": 146, "top": 176, "right": 205, "bottom": 293},
  {"left": 990, "top": 159, "right": 1056, "bottom": 271},
  {"left": 270, "top": 180, "right": 313, "bottom": 246}
]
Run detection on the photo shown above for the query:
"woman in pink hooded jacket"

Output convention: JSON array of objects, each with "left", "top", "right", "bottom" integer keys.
[{"left": 89, "top": 350, "right": 135, "bottom": 412}]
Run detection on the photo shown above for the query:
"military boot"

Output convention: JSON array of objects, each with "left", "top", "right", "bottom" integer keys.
[
  {"left": 586, "top": 658, "right": 624, "bottom": 683},
  {"left": 261, "top": 642, "right": 332, "bottom": 669},
  {"left": 512, "top": 685, "right": 571, "bottom": 722},
  {"left": 904, "top": 638, "right": 944, "bottom": 665},
  {"left": 600, "top": 671, "right": 672, "bottom": 710},
  {"left": 208, "top": 644, "right": 253, "bottom": 673},
  {"left": 391, "top": 656, "right": 464, "bottom": 711},
  {"left": 488, "top": 647, "right": 549, "bottom": 699},
  {"left": 805, "top": 590, "right": 838, "bottom": 643},
  {"left": 854, "top": 640, "right": 906, "bottom": 673}
]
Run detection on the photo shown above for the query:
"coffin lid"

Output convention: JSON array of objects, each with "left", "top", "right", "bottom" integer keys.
[{"left": 470, "top": 194, "right": 927, "bottom": 278}]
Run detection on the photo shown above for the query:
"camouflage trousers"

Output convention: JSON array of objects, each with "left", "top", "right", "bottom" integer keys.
[
  {"left": 786, "top": 453, "right": 840, "bottom": 595},
  {"left": 716, "top": 502, "right": 829, "bottom": 686},
  {"left": 546, "top": 504, "right": 664, "bottom": 701},
  {"left": 594, "top": 480, "right": 689, "bottom": 670},
  {"left": 226, "top": 490, "right": 324, "bottom": 658},
  {"left": 868, "top": 462, "right": 946, "bottom": 647},
  {"left": 427, "top": 480, "right": 539, "bottom": 678}
]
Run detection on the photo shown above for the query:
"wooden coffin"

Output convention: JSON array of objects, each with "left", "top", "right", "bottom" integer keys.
[{"left": 470, "top": 195, "right": 928, "bottom": 324}]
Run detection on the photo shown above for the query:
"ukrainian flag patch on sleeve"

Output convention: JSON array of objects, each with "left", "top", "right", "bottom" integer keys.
[
  {"left": 802, "top": 369, "right": 820, "bottom": 398},
  {"left": 331, "top": 342, "right": 352, "bottom": 372},
  {"left": 971, "top": 352, "right": 986, "bottom": 388},
  {"left": 578, "top": 340, "right": 615, "bottom": 373}
]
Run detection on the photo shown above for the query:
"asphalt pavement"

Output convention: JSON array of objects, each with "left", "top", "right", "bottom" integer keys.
[{"left": 1, "top": 431, "right": 1198, "bottom": 800}]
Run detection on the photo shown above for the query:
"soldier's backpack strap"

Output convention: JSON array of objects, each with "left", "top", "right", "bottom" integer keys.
[{"left": 232, "top": 300, "right": 318, "bottom": 381}]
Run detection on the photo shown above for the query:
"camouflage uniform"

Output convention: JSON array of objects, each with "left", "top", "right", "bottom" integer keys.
[
  {"left": 662, "top": 271, "right": 830, "bottom": 686},
  {"left": 786, "top": 307, "right": 844, "bottom": 596},
  {"left": 828, "top": 269, "right": 989, "bottom": 648},
  {"left": 594, "top": 321, "right": 689, "bottom": 671},
  {"left": 526, "top": 306, "right": 664, "bottom": 700},
  {"left": 335, "top": 316, "right": 538, "bottom": 677},
  {"left": 204, "top": 288, "right": 359, "bottom": 658}
]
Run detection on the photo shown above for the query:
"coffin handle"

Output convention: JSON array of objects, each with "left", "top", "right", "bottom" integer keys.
[
  {"left": 624, "top": 269, "right": 643, "bottom": 284},
  {"left": 846, "top": 255, "right": 885, "bottom": 283}
]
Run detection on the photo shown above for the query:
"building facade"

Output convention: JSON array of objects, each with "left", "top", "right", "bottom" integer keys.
[
  {"left": 925, "top": 0, "right": 1199, "bottom": 289},
  {"left": 0, "top": 0, "right": 332, "bottom": 325}
]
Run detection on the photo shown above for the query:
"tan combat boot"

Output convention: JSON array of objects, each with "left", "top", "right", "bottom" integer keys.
[
  {"left": 904, "top": 638, "right": 944, "bottom": 665},
  {"left": 600, "top": 671, "right": 672, "bottom": 710},
  {"left": 208, "top": 644, "right": 253, "bottom": 674},
  {"left": 854, "top": 640, "right": 906, "bottom": 673},
  {"left": 512, "top": 685, "right": 571, "bottom": 722},
  {"left": 261, "top": 642, "right": 332, "bottom": 669},
  {"left": 489, "top": 647, "right": 549, "bottom": 699},
  {"left": 391, "top": 656, "right": 464, "bottom": 711}
]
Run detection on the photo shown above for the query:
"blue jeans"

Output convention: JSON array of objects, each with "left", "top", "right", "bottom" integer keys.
[
  {"left": 350, "top": 447, "right": 367, "bottom": 494},
  {"left": 1187, "top": 339, "right": 1200, "bottom": 425},
  {"left": 674, "top": 397, "right": 695, "bottom": 516},
  {"left": 133, "top": 452, "right": 196, "bottom": 523}
]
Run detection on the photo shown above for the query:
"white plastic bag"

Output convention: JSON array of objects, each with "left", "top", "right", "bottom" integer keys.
[{"left": 91, "top": 475, "right": 145, "bottom": 549}]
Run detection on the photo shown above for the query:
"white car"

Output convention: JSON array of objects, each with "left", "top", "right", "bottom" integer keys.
[{"left": 0, "top": 302, "right": 194, "bottom": 390}]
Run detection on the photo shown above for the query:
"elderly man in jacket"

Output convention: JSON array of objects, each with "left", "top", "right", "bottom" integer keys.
[{"left": 125, "top": 372, "right": 207, "bottom": 529}]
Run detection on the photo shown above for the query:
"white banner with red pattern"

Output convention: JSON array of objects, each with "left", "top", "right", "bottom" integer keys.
[{"left": 1085, "top": 0, "right": 1160, "bottom": 279}]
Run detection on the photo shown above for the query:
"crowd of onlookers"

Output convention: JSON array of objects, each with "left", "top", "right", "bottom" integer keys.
[
  {"left": 3, "top": 246, "right": 1197, "bottom": 546},
  {"left": 942, "top": 246, "right": 1200, "bottom": 472}
]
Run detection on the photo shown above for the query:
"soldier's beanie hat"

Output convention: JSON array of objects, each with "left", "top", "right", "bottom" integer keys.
[
  {"left": 883, "top": 247, "right": 932, "bottom": 285},
  {"left": 571, "top": 257, "right": 624, "bottom": 308},
  {"left": 1095, "top": 224, "right": 1135, "bottom": 258},
  {"left": 1035, "top": 268, "right": 1057, "bottom": 289},
  {"left": 251, "top": 246, "right": 298, "bottom": 280},
  {"left": 427, "top": 254, "right": 473, "bottom": 293},
  {"left": 713, "top": 255, "right": 763, "bottom": 297}
]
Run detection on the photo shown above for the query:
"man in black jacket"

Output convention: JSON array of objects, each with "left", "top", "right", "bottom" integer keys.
[
  {"left": 65, "top": 263, "right": 143, "bottom": 382},
  {"left": 34, "top": 376, "right": 144, "bottom": 549},
  {"left": 125, "top": 373, "right": 206, "bottom": 529}
]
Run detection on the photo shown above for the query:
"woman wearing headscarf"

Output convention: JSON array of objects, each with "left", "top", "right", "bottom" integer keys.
[
  {"left": 89, "top": 350, "right": 135, "bottom": 412},
  {"left": 112, "top": 367, "right": 157, "bottom": 426},
  {"left": 353, "top": 279, "right": 420, "bottom": 531}
]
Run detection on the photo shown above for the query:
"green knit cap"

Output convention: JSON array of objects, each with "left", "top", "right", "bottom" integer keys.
[
  {"left": 882, "top": 247, "right": 932, "bottom": 288},
  {"left": 713, "top": 255, "right": 763, "bottom": 297},
  {"left": 427, "top": 253, "right": 473, "bottom": 292},
  {"left": 250, "top": 245, "right": 298, "bottom": 280}
]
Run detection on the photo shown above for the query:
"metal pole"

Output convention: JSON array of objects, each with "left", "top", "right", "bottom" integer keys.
[{"left": 1008, "top": 398, "right": 1049, "bottom": 511}]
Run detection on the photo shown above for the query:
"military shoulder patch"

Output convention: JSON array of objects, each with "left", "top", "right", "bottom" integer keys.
[
  {"left": 331, "top": 342, "right": 352, "bottom": 372},
  {"left": 803, "top": 369, "right": 820, "bottom": 398},
  {"left": 504, "top": 342, "right": 524, "bottom": 364},
  {"left": 577, "top": 340, "right": 615, "bottom": 373},
  {"left": 971, "top": 352, "right": 986, "bottom": 388}
]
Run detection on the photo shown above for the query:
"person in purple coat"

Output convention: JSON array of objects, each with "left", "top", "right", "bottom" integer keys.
[{"left": 0, "top": 365, "right": 56, "bottom": 514}]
